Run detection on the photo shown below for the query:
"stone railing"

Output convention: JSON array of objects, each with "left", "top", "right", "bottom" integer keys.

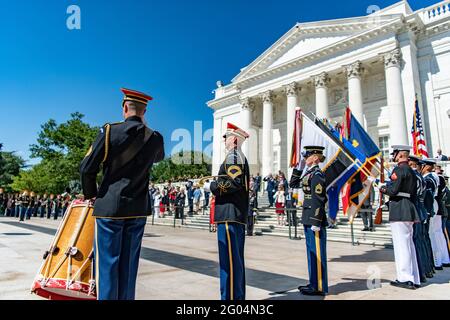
[{"left": 419, "top": 0, "right": 450, "bottom": 24}]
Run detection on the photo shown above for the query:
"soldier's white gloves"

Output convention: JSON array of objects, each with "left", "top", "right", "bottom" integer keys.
[
  {"left": 203, "top": 182, "right": 211, "bottom": 193},
  {"left": 311, "top": 226, "right": 321, "bottom": 232}
]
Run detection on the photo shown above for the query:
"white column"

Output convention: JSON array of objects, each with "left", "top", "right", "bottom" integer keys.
[
  {"left": 212, "top": 115, "right": 223, "bottom": 175},
  {"left": 240, "top": 97, "right": 254, "bottom": 160},
  {"left": 384, "top": 48, "right": 409, "bottom": 145},
  {"left": 261, "top": 90, "right": 274, "bottom": 177},
  {"left": 314, "top": 72, "right": 330, "bottom": 119},
  {"left": 346, "top": 61, "right": 364, "bottom": 126},
  {"left": 285, "top": 82, "right": 299, "bottom": 176}
]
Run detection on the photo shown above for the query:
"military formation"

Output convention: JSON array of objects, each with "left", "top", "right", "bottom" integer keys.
[
  {"left": 378, "top": 146, "right": 450, "bottom": 290},
  {"left": 0, "top": 188, "right": 74, "bottom": 221}
]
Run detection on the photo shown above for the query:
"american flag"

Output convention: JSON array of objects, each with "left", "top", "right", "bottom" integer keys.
[{"left": 411, "top": 98, "right": 429, "bottom": 158}]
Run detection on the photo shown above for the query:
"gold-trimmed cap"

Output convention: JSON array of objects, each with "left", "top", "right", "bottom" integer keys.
[
  {"left": 302, "top": 146, "right": 325, "bottom": 158},
  {"left": 121, "top": 88, "right": 153, "bottom": 107},
  {"left": 223, "top": 123, "right": 249, "bottom": 140}
]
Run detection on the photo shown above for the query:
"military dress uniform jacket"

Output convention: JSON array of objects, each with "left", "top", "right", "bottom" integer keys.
[
  {"left": 290, "top": 166, "right": 328, "bottom": 227},
  {"left": 210, "top": 149, "right": 250, "bottom": 225},
  {"left": 80, "top": 116, "right": 165, "bottom": 219},
  {"left": 383, "top": 162, "right": 419, "bottom": 222},
  {"left": 413, "top": 170, "right": 428, "bottom": 222},
  {"left": 424, "top": 173, "right": 438, "bottom": 217},
  {"left": 436, "top": 175, "right": 448, "bottom": 218}
]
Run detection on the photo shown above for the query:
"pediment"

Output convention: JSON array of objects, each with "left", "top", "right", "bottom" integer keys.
[{"left": 232, "top": 14, "right": 402, "bottom": 83}]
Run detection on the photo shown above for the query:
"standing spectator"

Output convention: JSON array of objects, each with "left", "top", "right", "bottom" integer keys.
[
  {"left": 153, "top": 188, "right": 162, "bottom": 218},
  {"left": 169, "top": 184, "right": 177, "bottom": 213},
  {"left": 203, "top": 179, "right": 210, "bottom": 209},
  {"left": 285, "top": 189, "right": 297, "bottom": 227},
  {"left": 274, "top": 185, "right": 286, "bottom": 225},
  {"left": 278, "top": 172, "right": 289, "bottom": 195},
  {"left": 264, "top": 174, "right": 277, "bottom": 208},
  {"left": 436, "top": 149, "right": 449, "bottom": 161},
  {"left": 161, "top": 189, "right": 169, "bottom": 217},
  {"left": 193, "top": 185, "right": 202, "bottom": 214},
  {"left": 209, "top": 195, "right": 216, "bottom": 233},
  {"left": 186, "top": 180, "right": 194, "bottom": 215},
  {"left": 175, "top": 187, "right": 186, "bottom": 219},
  {"left": 247, "top": 191, "right": 258, "bottom": 236},
  {"left": 253, "top": 173, "right": 262, "bottom": 208},
  {"left": 360, "top": 187, "right": 375, "bottom": 232}
]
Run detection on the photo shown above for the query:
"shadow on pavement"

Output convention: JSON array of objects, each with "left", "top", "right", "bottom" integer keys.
[{"left": 329, "top": 249, "right": 394, "bottom": 263}]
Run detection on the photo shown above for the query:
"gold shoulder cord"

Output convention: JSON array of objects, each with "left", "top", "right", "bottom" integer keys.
[{"left": 102, "top": 124, "right": 111, "bottom": 163}]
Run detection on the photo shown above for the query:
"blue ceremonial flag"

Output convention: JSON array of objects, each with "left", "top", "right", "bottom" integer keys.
[
  {"left": 314, "top": 119, "right": 370, "bottom": 220},
  {"left": 344, "top": 107, "right": 381, "bottom": 222},
  {"left": 347, "top": 110, "right": 380, "bottom": 158}
]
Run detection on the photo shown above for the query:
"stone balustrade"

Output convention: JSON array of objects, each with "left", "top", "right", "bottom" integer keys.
[{"left": 420, "top": 0, "right": 450, "bottom": 24}]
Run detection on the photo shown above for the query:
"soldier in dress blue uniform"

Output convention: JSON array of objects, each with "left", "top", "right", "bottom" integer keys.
[
  {"left": 289, "top": 146, "right": 328, "bottom": 296},
  {"left": 408, "top": 155, "right": 433, "bottom": 281},
  {"left": 80, "top": 88, "right": 165, "bottom": 300},
  {"left": 204, "top": 123, "right": 250, "bottom": 300}
]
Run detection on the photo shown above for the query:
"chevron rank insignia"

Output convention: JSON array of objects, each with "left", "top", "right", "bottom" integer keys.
[
  {"left": 227, "top": 165, "right": 242, "bottom": 179},
  {"left": 315, "top": 183, "right": 323, "bottom": 194}
]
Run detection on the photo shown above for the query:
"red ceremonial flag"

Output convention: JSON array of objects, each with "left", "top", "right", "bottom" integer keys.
[
  {"left": 290, "top": 108, "right": 302, "bottom": 168},
  {"left": 341, "top": 183, "right": 351, "bottom": 216}
]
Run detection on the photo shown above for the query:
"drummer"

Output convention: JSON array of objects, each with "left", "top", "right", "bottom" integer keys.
[{"left": 80, "top": 88, "right": 165, "bottom": 300}]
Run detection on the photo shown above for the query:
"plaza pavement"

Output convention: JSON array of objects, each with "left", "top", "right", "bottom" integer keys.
[{"left": 0, "top": 216, "right": 449, "bottom": 300}]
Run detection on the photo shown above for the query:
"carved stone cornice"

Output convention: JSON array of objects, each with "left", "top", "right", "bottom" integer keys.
[
  {"left": 346, "top": 61, "right": 363, "bottom": 78},
  {"left": 240, "top": 97, "right": 255, "bottom": 112},
  {"left": 314, "top": 72, "right": 330, "bottom": 88},
  {"left": 261, "top": 90, "right": 275, "bottom": 104},
  {"left": 383, "top": 48, "right": 402, "bottom": 68},
  {"left": 284, "top": 82, "right": 300, "bottom": 97}
]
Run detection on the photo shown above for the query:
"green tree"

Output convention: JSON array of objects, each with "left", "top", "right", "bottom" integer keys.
[
  {"left": 11, "top": 113, "right": 98, "bottom": 193},
  {"left": 150, "top": 151, "right": 211, "bottom": 183},
  {"left": 0, "top": 144, "right": 26, "bottom": 192}
]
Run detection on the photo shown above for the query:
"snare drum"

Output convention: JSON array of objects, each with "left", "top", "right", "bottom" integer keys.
[{"left": 31, "top": 200, "right": 96, "bottom": 300}]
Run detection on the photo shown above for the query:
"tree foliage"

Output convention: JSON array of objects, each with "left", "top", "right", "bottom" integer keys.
[
  {"left": 0, "top": 144, "right": 26, "bottom": 192},
  {"left": 11, "top": 113, "right": 98, "bottom": 193},
  {"left": 151, "top": 151, "right": 211, "bottom": 183}
]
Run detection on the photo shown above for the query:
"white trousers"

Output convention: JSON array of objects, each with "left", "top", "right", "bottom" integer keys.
[
  {"left": 391, "top": 221, "right": 420, "bottom": 285},
  {"left": 429, "top": 215, "right": 450, "bottom": 266}
]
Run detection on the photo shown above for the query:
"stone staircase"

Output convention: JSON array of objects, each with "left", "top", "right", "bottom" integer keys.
[{"left": 151, "top": 195, "right": 394, "bottom": 248}]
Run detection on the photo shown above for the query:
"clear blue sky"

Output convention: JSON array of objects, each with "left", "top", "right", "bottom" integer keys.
[{"left": 0, "top": 0, "right": 434, "bottom": 165}]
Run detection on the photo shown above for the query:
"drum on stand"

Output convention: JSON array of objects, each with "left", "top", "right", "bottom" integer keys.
[{"left": 31, "top": 200, "right": 96, "bottom": 300}]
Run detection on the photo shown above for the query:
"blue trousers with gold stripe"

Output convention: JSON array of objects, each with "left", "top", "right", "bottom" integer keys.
[
  {"left": 94, "top": 217, "right": 147, "bottom": 300},
  {"left": 304, "top": 226, "right": 328, "bottom": 293},
  {"left": 217, "top": 222, "right": 246, "bottom": 300}
]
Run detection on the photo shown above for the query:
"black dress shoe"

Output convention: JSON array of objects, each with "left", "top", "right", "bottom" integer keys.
[
  {"left": 300, "top": 286, "right": 326, "bottom": 296},
  {"left": 435, "top": 266, "right": 444, "bottom": 270},
  {"left": 426, "top": 272, "right": 434, "bottom": 278},
  {"left": 414, "top": 284, "right": 421, "bottom": 289},
  {"left": 420, "top": 276, "right": 427, "bottom": 283},
  {"left": 298, "top": 284, "right": 311, "bottom": 291},
  {"left": 362, "top": 227, "right": 369, "bottom": 232},
  {"left": 442, "top": 263, "right": 450, "bottom": 267},
  {"left": 390, "top": 280, "right": 416, "bottom": 290}
]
